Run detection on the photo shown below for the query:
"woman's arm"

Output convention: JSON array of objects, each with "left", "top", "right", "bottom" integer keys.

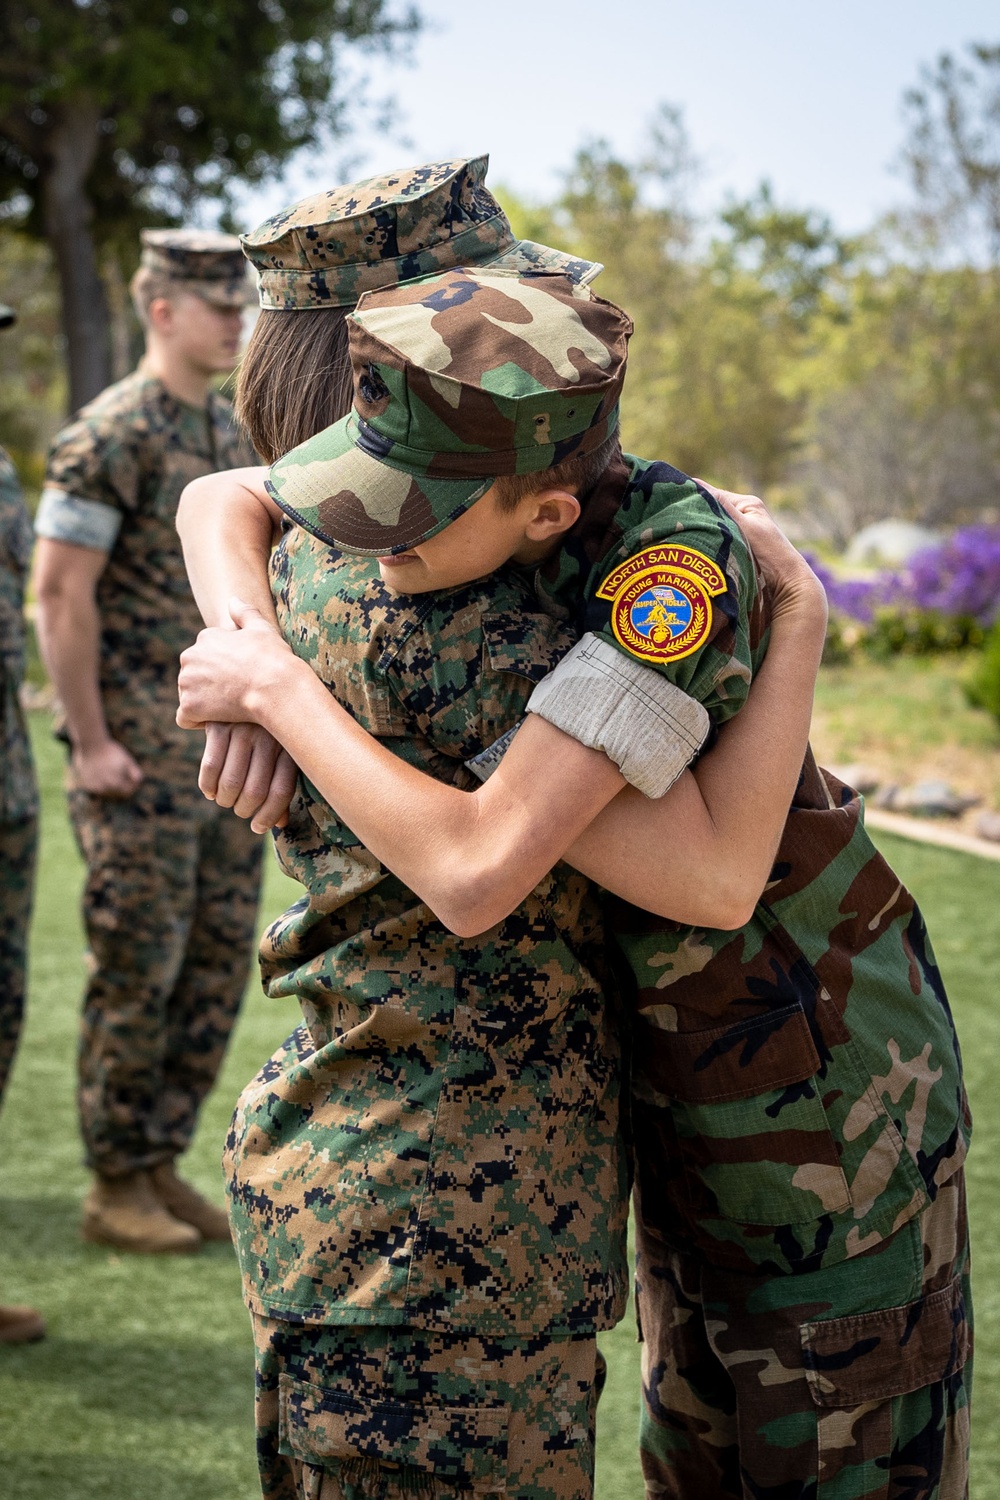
[
  {"left": 568, "top": 486, "right": 828, "bottom": 923},
  {"left": 176, "top": 467, "right": 298, "bottom": 827},
  {"left": 176, "top": 466, "right": 282, "bottom": 628},
  {"left": 176, "top": 495, "right": 826, "bottom": 934},
  {"left": 567, "top": 595, "right": 824, "bottom": 926},
  {"left": 178, "top": 608, "right": 628, "bottom": 936}
]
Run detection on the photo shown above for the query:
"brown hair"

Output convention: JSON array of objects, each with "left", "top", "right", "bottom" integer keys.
[
  {"left": 491, "top": 430, "right": 622, "bottom": 513},
  {"left": 129, "top": 266, "right": 177, "bottom": 327},
  {"left": 235, "top": 307, "right": 354, "bottom": 463}
]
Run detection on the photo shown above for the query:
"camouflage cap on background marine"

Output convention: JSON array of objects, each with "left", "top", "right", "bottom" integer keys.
[
  {"left": 243, "top": 155, "right": 603, "bottom": 310},
  {"left": 139, "top": 228, "right": 256, "bottom": 307},
  {"left": 266, "top": 267, "right": 632, "bottom": 555}
]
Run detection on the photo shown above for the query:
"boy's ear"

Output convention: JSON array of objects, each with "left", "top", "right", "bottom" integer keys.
[
  {"left": 147, "top": 296, "right": 175, "bottom": 336},
  {"left": 523, "top": 488, "right": 581, "bottom": 542}
]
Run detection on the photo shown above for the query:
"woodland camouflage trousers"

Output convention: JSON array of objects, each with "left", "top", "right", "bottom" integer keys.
[
  {"left": 252, "top": 1314, "right": 602, "bottom": 1500},
  {"left": 68, "top": 774, "right": 262, "bottom": 1176},
  {"left": 637, "top": 1170, "right": 971, "bottom": 1499},
  {"left": 0, "top": 815, "right": 37, "bottom": 1105}
]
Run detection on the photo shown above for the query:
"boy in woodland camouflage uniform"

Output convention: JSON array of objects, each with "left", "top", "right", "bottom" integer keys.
[
  {"left": 220, "top": 270, "right": 639, "bottom": 1500},
  {"left": 0, "top": 302, "right": 45, "bottom": 1344},
  {"left": 180, "top": 258, "right": 971, "bottom": 1498},
  {"left": 32, "top": 232, "right": 263, "bottom": 1254},
  {"left": 522, "top": 467, "right": 972, "bottom": 1498}
]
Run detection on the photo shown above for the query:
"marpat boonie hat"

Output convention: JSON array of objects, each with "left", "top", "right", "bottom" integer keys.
[
  {"left": 242, "top": 155, "right": 603, "bottom": 310},
  {"left": 266, "top": 267, "right": 632, "bottom": 556},
  {"left": 139, "top": 228, "right": 256, "bottom": 308}
]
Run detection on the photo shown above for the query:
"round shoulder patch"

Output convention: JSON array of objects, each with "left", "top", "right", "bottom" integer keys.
[{"left": 595, "top": 544, "right": 728, "bottom": 664}]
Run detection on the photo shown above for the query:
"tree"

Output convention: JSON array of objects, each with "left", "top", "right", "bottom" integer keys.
[
  {"left": 718, "top": 182, "right": 856, "bottom": 322},
  {"left": 503, "top": 122, "right": 852, "bottom": 491},
  {"left": 902, "top": 41, "right": 1000, "bottom": 261},
  {"left": 796, "top": 262, "right": 1000, "bottom": 541},
  {"left": 0, "top": 227, "right": 64, "bottom": 485},
  {"left": 0, "top": 0, "right": 419, "bottom": 412}
]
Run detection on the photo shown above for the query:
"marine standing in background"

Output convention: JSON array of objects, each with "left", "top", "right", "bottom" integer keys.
[
  {"left": 32, "top": 233, "right": 263, "bottom": 1254},
  {"left": 0, "top": 301, "right": 44, "bottom": 1342}
]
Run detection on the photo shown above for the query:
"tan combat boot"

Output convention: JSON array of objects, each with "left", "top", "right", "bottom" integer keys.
[
  {"left": 0, "top": 1302, "right": 45, "bottom": 1344},
  {"left": 81, "top": 1170, "right": 201, "bottom": 1253},
  {"left": 150, "top": 1161, "right": 232, "bottom": 1243}
]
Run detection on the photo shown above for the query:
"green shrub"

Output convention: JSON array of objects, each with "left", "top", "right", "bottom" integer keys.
[
  {"left": 862, "top": 608, "right": 985, "bottom": 660},
  {"left": 965, "top": 619, "right": 1000, "bottom": 727}
]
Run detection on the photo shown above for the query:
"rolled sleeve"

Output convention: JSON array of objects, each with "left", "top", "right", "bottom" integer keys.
[
  {"left": 34, "top": 487, "right": 122, "bottom": 552},
  {"left": 526, "top": 633, "right": 710, "bottom": 798}
]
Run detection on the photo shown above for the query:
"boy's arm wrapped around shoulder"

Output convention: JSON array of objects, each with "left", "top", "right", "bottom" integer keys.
[{"left": 525, "top": 635, "right": 710, "bottom": 798}]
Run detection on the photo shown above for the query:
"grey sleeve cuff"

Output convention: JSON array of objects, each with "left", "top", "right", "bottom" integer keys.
[
  {"left": 34, "top": 487, "right": 121, "bottom": 551},
  {"left": 525, "top": 632, "right": 710, "bottom": 798}
]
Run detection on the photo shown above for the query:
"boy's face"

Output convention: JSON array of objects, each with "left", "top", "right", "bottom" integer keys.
[{"left": 375, "top": 486, "right": 579, "bottom": 595}]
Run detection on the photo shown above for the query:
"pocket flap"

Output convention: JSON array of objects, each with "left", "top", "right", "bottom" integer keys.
[
  {"left": 639, "top": 1002, "right": 821, "bottom": 1103},
  {"left": 801, "top": 1274, "right": 970, "bottom": 1408},
  {"left": 482, "top": 612, "right": 574, "bottom": 682},
  {"left": 279, "top": 1372, "right": 508, "bottom": 1486}
]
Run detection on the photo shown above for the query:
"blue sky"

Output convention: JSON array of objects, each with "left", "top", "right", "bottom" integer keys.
[{"left": 237, "top": 0, "right": 998, "bottom": 234}]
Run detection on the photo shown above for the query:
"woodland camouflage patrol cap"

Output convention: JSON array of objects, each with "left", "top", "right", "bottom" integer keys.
[
  {"left": 139, "top": 229, "right": 256, "bottom": 307},
  {"left": 266, "top": 267, "right": 632, "bottom": 555},
  {"left": 242, "top": 155, "right": 603, "bottom": 310}
]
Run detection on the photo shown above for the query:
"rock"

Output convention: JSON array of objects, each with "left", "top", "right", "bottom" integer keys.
[
  {"left": 975, "top": 811, "right": 1000, "bottom": 843},
  {"left": 871, "top": 784, "right": 902, "bottom": 811},
  {"left": 829, "top": 764, "right": 881, "bottom": 795},
  {"left": 845, "top": 519, "right": 942, "bottom": 567},
  {"left": 891, "top": 780, "right": 980, "bottom": 819}
]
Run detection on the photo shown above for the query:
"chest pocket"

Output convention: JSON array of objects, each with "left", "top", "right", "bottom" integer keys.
[{"left": 479, "top": 611, "right": 577, "bottom": 750}]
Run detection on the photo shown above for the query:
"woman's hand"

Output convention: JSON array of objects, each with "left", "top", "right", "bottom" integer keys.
[
  {"left": 176, "top": 597, "right": 304, "bottom": 731},
  {"left": 200, "top": 723, "right": 299, "bottom": 833},
  {"left": 696, "top": 480, "right": 827, "bottom": 623}
]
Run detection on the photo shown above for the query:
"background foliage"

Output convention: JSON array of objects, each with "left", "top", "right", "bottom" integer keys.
[
  {"left": 3, "top": 31, "right": 1000, "bottom": 541},
  {"left": 0, "top": 0, "right": 419, "bottom": 408}
]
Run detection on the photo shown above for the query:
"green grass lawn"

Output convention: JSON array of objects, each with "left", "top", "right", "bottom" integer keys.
[
  {"left": 2, "top": 717, "right": 999, "bottom": 1498},
  {"left": 812, "top": 651, "right": 1000, "bottom": 814}
]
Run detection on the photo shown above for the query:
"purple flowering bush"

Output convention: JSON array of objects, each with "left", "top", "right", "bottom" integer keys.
[
  {"left": 901, "top": 528, "right": 1000, "bottom": 625},
  {"left": 802, "top": 526, "right": 1000, "bottom": 658}
]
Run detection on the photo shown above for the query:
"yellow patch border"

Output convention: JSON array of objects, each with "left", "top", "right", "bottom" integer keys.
[{"left": 597, "top": 545, "right": 727, "bottom": 665}]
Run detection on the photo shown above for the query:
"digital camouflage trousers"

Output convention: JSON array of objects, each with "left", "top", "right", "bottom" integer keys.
[
  {"left": 252, "top": 1314, "right": 602, "bottom": 1500},
  {"left": 637, "top": 1170, "right": 971, "bottom": 1499},
  {"left": 68, "top": 774, "right": 263, "bottom": 1176},
  {"left": 0, "top": 814, "right": 37, "bottom": 1105}
]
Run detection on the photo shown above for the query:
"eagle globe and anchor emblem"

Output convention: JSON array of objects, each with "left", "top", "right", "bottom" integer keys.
[
  {"left": 596, "top": 545, "right": 729, "bottom": 663},
  {"left": 631, "top": 584, "right": 692, "bottom": 647}
]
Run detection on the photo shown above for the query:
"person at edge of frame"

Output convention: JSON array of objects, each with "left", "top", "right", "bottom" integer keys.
[
  {"left": 30, "top": 231, "right": 264, "bottom": 1255},
  {"left": 176, "top": 170, "right": 971, "bottom": 1497},
  {"left": 0, "top": 300, "right": 44, "bottom": 1344},
  {"left": 178, "top": 262, "right": 828, "bottom": 1500}
]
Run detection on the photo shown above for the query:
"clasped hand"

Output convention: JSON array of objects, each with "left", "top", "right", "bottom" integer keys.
[{"left": 176, "top": 598, "right": 299, "bottom": 833}]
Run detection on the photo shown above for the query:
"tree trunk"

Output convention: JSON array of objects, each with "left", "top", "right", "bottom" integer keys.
[
  {"left": 39, "top": 103, "right": 111, "bottom": 413},
  {"left": 103, "top": 247, "right": 137, "bottom": 382}
]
